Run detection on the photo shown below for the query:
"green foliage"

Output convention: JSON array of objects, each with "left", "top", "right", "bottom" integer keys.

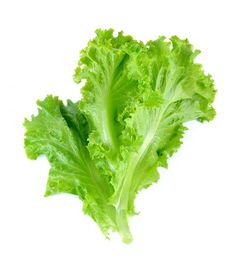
[{"left": 24, "top": 29, "right": 216, "bottom": 243}]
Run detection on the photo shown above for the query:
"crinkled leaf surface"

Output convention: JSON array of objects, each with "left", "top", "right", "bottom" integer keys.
[
  {"left": 111, "top": 37, "right": 216, "bottom": 220},
  {"left": 24, "top": 29, "right": 216, "bottom": 243},
  {"left": 74, "top": 30, "right": 142, "bottom": 174},
  {"left": 24, "top": 96, "right": 116, "bottom": 234}
]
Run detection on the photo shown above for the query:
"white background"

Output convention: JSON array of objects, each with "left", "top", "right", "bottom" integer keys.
[{"left": 0, "top": 0, "right": 235, "bottom": 264}]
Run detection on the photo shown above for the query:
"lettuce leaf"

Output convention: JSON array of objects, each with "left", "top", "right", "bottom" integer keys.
[
  {"left": 24, "top": 96, "right": 116, "bottom": 234},
  {"left": 24, "top": 29, "right": 216, "bottom": 243},
  {"left": 73, "top": 30, "right": 143, "bottom": 180},
  {"left": 110, "top": 37, "right": 216, "bottom": 239}
]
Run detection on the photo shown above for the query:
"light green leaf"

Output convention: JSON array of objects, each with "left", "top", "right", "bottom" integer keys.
[
  {"left": 24, "top": 30, "right": 216, "bottom": 243},
  {"left": 110, "top": 36, "right": 216, "bottom": 238},
  {"left": 73, "top": 29, "right": 142, "bottom": 172},
  {"left": 24, "top": 96, "right": 116, "bottom": 235}
]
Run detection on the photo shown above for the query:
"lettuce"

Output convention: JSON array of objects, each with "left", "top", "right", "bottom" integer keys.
[{"left": 24, "top": 29, "right": 216, "bottom": 243}]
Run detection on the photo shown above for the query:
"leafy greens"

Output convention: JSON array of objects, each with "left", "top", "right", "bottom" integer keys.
[{"left": 24, "top": 29, "right": 216, "bottom": 243}]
